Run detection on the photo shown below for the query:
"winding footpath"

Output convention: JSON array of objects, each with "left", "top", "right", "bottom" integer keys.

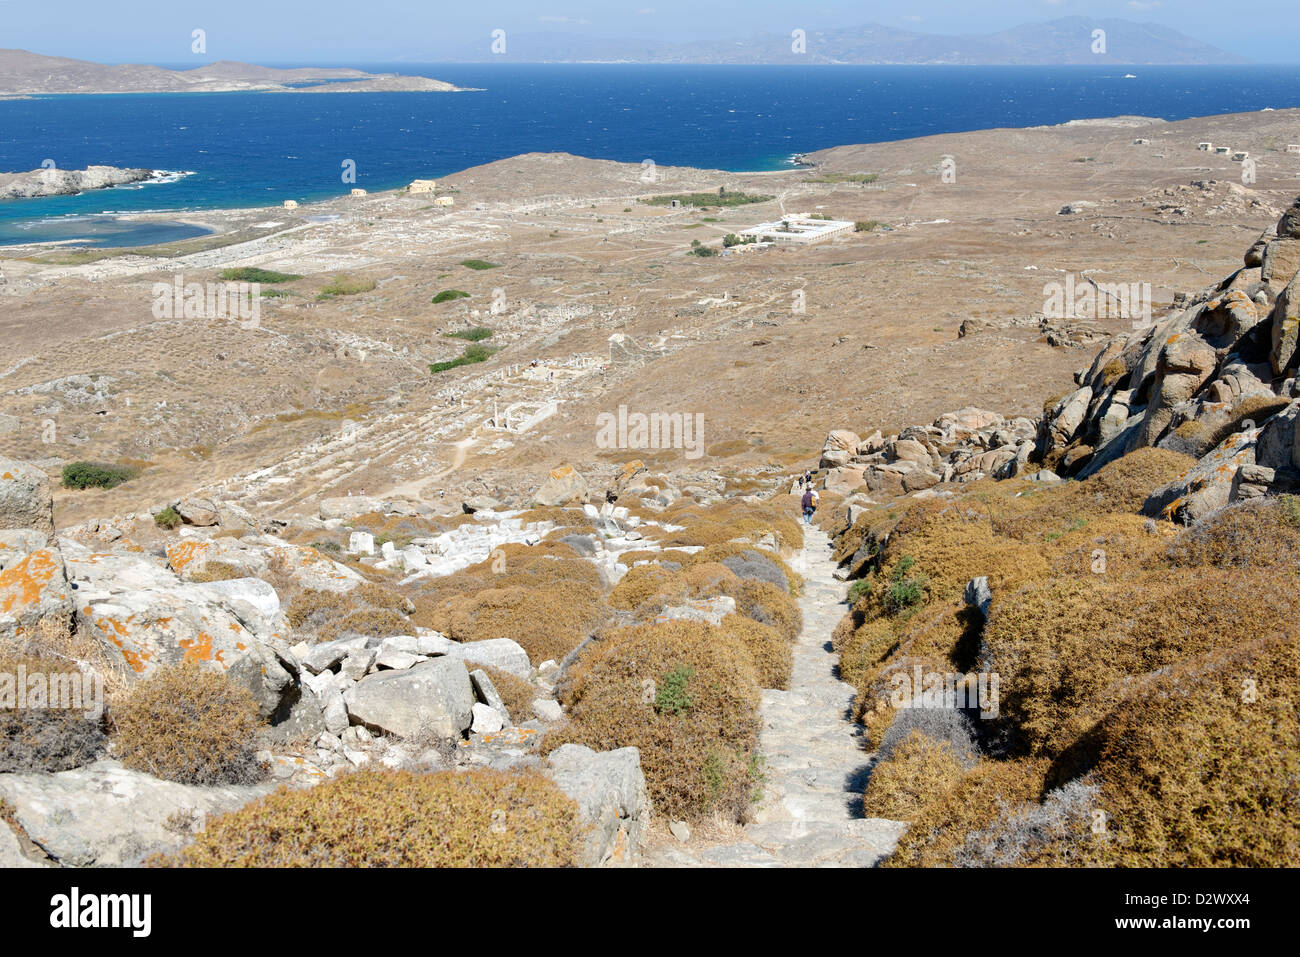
[{"left": 648, "top": 526, "right": 907, "bottom": 867}]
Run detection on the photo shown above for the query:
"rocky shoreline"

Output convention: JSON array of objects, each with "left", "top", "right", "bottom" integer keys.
[{"left": 0, "top": 166, "right": 164, "bottom": 200}]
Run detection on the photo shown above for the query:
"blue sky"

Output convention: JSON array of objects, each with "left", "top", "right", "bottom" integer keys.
[{"left": 2, "top": 1, "right": 1295, "bottom": 64}]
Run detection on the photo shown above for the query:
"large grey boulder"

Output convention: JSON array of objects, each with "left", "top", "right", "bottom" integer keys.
[
  {"left": 819, "top": 429, "right": 860, "bottom": 469},
  {"left": 533, "top": 465, "right": 588, "bottom": 507},
  {"left": 1270, "top": 274, "right": 1300, "bottom": 376},
  {"left": 0, "top": 456, "right": 54, "bottom": 535},
  {"left": 1144, "top": 428, "right": 1256, "bottom": 524},
  {"left": 343, "top": 657, "right": 474, "bottom": 739},
  {"left": 0, "top": 759, "right": 273, "bottom": 867},
  {"left": 458, "top": 637, "right": 532, "bottom": 678},
  {"left": 544, "top": 743, "right": 648, "bottom": 867},
  {"left": 175, "top": 497, "right": 220, "bottom": 527}
]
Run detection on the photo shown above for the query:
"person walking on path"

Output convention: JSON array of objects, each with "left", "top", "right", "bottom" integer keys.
[{"left": 801, "top": 486, "right": 819, "bottom": 525}]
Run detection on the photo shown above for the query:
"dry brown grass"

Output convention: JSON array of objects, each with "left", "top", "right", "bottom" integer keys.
[{"left": 722, "top": 578, "right": 801, "bottom": 643}]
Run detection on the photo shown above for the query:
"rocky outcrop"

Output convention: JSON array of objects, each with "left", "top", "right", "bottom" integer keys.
[
  {"left": 1026, "top": 195, "right": 1300, "bottom": 511},
  {"left": 544, "top": 744, "right": 648, "bottom": 867},
  {"left": 342, "top": 657, "right": 476, "bottom": 739},
  {"left": 0, "top": 759, "right": 275, "bottom": 866},
  {"left": 0, "top": 165, "right": 155, "bottom": 200},
  {"left": 0, "top": 456, "right": 54, "bottom": 536},
  {"left": 533, "top": 465, "right": 589, "bottom": 506}
]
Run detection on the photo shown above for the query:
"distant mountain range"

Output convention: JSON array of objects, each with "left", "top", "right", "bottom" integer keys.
[
  {"left": 423, "top": 16, "right": 1247, "bottom": 65},
  {"left": 0, "top": 50, "right": 467, "bottom": 95}
]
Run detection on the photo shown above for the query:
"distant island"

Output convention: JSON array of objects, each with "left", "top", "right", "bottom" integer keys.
[
  {"left": 416, "top": 16, "right": 1247, "bottom": 66},
  {"left": 0, "top": 49, "right": 475, "bottom": 95},
  {"left": 0, "top": 165, "right": 165, "bottom": 200}
]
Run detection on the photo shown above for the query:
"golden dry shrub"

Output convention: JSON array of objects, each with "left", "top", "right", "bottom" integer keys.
[
  {"left": 617, "top": 549, "right": 696, "bottom": 567},
  {"left": 983, "top": 566, "right": 1298, "bottom": 759},
  {"left": 1043, "top": 512, "right": 1178, "bottom": 581},
  {"left": 998, "top": 447, "right": 1197, "bottom": 542},
  {"left": 720, "top": 614, "right": 792, "bottom": 690},
  {"left": 478, "top": 665, "right": 538, "bottom": 721},
  {"left": 0, "top": 651, "right": 106, "bottom": 772},
  {"left": 287, "top": 587, "right": 412, "bottom": 644},
  {"left": 188, "top": 561, "right": 246, "bottom": 583},
  {"left": 548, "top": 619, "right": 762, "bottom": 823},
  {"left": 516, "top": 506, "right": 598, "bottom": 528},
  {"left": 837, "top": 618, "right": 899, "bottom": 703},
  {"left": 353, "top": 581, "right": 416, "bottom": 615},
  {"left": 111, "top": 663, "right": 263, "bottom": 785},
  {"left": 647, "top": 499, "right": 804, "bottom": 552},
  {"left": 884, "top": 758, "right": 1050, "bottom": 867},
  {"left": 723, "top": 578, "right": 802, "bottom": 643},
  {"left": 679, "top": 561, "right": 740, "bottom": 595},
  {"left": 861, "top": 729, "right": 969, "bottom": 820},
  {"left": 608, "top": 563, "right": 677, "bottom": 611},
  {"left": 1165, "top": 498, "right": 1300, "bottom": 570},
  {"left": 876, "top": 504, "right": 1051, "bottom": 608},
  {"left": 1064, "top": 631, "right": 1300, "bottom": 867},
  {"left": 158, "top": 768, "right": 584, "bottom": 867},
  {"left": 434, "top": 580, "right": 608, "bottom": 664}
]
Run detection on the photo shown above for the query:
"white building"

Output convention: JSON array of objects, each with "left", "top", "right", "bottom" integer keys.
[
  {"left": 409, "top": 179, "right": 438, "bottom": 194},
  {"left": 739, "top": 214, "right": 855, "bottom": 245}
]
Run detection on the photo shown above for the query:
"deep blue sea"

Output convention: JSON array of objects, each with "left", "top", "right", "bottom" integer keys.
[{"left": 2, "top": 64, "right": 1299, "bottom": 247}]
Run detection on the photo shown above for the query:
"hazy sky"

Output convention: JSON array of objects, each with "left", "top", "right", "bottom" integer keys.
[{"left": 3, "top": 0, "right": 1295, "bottom": 64}]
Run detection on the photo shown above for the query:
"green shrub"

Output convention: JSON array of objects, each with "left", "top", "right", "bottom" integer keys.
[
  {"left": 62, "top": 462, "right": 136, "bottom": 490},
  {"left": 848, "top": 579, "right": 872, "bottom": 603},
  {"left": 885, "top": 556, "right": 927, "bottom": 614},
  {"left": 111, "top": 663, "right": 264, "bottom": 786},
  {"left": 640, "top": 191, "right": 773, "bottom": 208},
  {"left": 460, "top": 259, "right": 500, "bottom": 270},
  {"left": 855, "top": 220, "right": 886, "bottom": 232},
  {"left": 153, "top": 506, "right": 181, "bottom": 530},
  {"left": 445, "top": 326, "right": 493, "bottom": 342},
  {"left": 156, "top": 768, "right": 584, "bottom": 867},
  {"left": 654, "top": 664, "right": 695, "bottom": 715},
  {"left": 688, "top": 239, "right": 718, "bottom": 257},
  {"left": 318, "top": 274, "right": 376, "bottom": 298},
  {"left": 432, "top": 289, "right": 472, "bottom": 304},
  {"left": 429, "top": 341, "right": 498, "bottom": 374},
  {"left": 219, "top": 267, "right": 301, "bottom": 283}
]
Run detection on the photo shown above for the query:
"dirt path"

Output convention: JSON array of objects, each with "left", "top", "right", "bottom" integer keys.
[{"left": 647, "top": 526, "right": 907, "bottom": 867}]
